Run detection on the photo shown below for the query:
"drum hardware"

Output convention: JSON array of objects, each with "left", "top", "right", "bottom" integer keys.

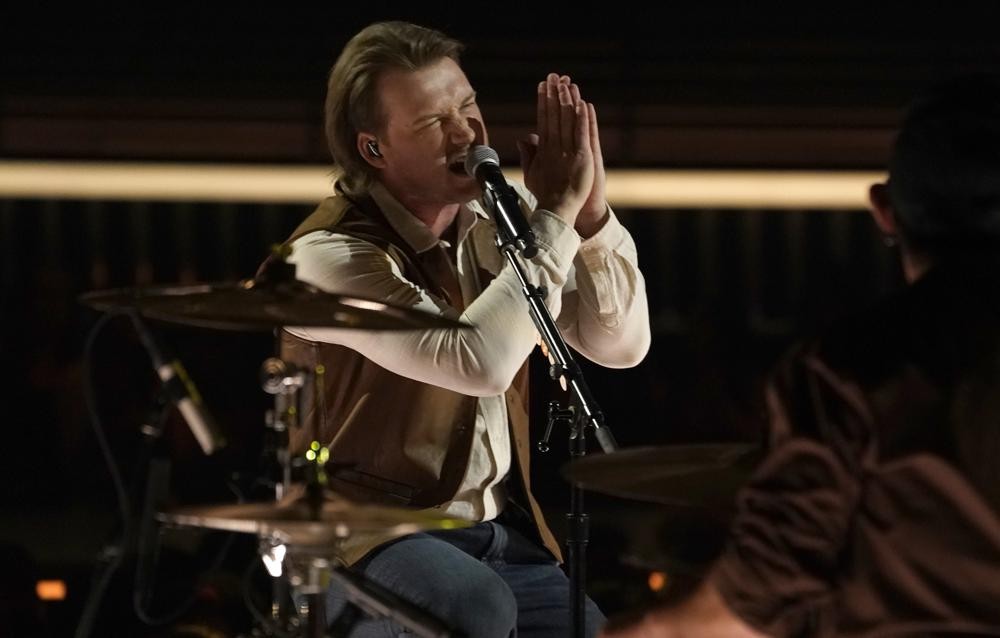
[
  {"left": 562, "top": 443, "right": 762, "bottom": 511},
  {"left": 157, "top": 484, "right": 467, "bottom": 547},
  {"left": 79, "top": 277, "right": 470, "bottom": 332},
  {"left": 79, "top": 246, "right": 470, "bottom": 333},
  {"left": 158, "top": 468, "right": 467, "bottom": 636},
  {"left": 260, "top": 357, "right": 311, "bottom": 500},
  {"left": 564, "top": 444, "right": 760, "bottom": 604},
  {"left": 77, "top": 259, "right": 471, "bottom": 636},
  {"left": 257, "top": 542, "right": 456, "bottom": 638}
]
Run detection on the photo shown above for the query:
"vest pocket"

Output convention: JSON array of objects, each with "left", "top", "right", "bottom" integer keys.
[{"left": 330, "top": 468, "right": 416, "bottom": 505}]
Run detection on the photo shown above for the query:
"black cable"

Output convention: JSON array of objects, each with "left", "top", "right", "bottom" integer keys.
[
  {"left": 133, "top": 528, "right": 238, "bottom": 626},
  {"left": 75, "top": 310, "right": 241, "bottom": 632},
  {"left": 132, "top": 420, "right": 246, "bottom": 627},
  {"left": 75, "top": 311, "right": 131, "bottom": 638}
]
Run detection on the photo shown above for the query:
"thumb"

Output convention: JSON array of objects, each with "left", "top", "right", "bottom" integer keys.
[{"left": 517, "top": 133, "right": 540, "bottom": 171}]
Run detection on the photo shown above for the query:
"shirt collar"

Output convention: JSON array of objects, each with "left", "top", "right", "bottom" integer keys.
[{"left": 369, "top": 182, "right": 491, "bottom": 254}]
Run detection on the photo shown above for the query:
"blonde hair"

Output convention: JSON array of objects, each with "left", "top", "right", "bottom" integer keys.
[{"left": 324, "top": 21, "right": 464, "bottom": 196}]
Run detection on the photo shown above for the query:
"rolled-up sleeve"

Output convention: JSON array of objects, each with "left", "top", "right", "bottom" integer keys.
[
  {"left": 560, "top": 209, "right": 651, "bottom": 368},
  {"left": 507, "top": 182, "right": 651, "bottom": 369}
]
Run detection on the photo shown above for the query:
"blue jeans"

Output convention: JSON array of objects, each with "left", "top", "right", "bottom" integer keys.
[{"left": 325, "top": 521, "right": 606, "bottom": 637}]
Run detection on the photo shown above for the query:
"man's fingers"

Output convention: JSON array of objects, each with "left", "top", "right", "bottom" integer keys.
[
  {"left": 559, "top": 82, "right": 575, "bottom": 150},
  {"left": 576, "top": 100, "right": 591, "bottom": 157},
  {"left": 588, "top": 102, "right": 603, "bottom": 162},
  {"left": 517, "top": 134, "right": 539, "bottom": 173},
  {"left": 536, "top": 81, "right": 547, "bottom": 144},
  {"left": 546, "top": 75, "right": 561, "bottom": 149}
]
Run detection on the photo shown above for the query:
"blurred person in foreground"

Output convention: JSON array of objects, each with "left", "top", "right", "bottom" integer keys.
[{"left": 603, "top": 74, "right": 1000, "bottom": 637}]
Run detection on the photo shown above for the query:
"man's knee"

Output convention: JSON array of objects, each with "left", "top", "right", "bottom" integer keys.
[
  {"left": 354, "top": 536, "right": 518, "bottom": 636},
  {"left": 433, "top": 568, "right": 517, "bottom": 637}
]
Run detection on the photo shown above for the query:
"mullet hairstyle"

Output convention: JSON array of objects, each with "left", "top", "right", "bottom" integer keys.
[{"left": 324, "top": 21, "right": 464, "bottom": 196}]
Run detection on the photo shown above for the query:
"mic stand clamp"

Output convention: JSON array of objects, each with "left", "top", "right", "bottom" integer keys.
[
  {"left": 485, "top": 186, "right": 538, "bottom": 258},
  {"left": 496, "top": 237, "right": 618, "bottom": 638}
]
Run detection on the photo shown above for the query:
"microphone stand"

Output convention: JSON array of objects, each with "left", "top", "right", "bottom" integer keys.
[{"left": 498, "top": 237, "right": 618, "bottom": 638}]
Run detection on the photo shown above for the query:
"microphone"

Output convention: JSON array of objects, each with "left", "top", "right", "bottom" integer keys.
[
  {"left": 129, "top": 313, "right": 226, "bottom": 455},
  {"left": 465, "top": 145, "right": 538, "bottom": 258}
]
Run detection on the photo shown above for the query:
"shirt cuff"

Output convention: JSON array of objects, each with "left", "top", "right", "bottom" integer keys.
[
  {"left": 532, "top": 208, "right": 582, "bottom": 274},
  {"left": 577, "top": 207, "right": 626, "bottom": 267}
]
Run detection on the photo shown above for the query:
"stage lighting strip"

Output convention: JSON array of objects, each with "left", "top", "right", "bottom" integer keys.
[{"left": 0, "top": 161, "right": 882, "bottom": 209}]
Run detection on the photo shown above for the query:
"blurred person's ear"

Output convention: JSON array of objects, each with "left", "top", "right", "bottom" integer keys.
[{"left": 868, "top": 182, "right": 899, "bottom": 239}]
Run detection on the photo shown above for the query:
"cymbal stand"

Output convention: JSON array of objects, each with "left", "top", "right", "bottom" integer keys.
[
  {"left": 259, "top": 357, "right": 309, "bottom": 633},
  {"left": 261, "top": 357, "right": 309, "bottom": 500}
]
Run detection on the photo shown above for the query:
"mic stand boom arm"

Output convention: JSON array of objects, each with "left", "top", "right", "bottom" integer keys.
[{"left": 498, "top": 237, "right": 618, "bottom": 638}]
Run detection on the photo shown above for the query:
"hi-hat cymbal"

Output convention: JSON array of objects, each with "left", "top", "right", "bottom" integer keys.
[
  {"left": 158, "top": 490, "right": 469, "bottom": 546},
  {"left": 80, "top": 278, "right": 469, "bottom": 331},
  {"left": 562, "top": 443, "right": 762, "bottom": 511}
]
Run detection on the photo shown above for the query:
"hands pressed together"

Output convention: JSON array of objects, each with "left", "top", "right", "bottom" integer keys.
[{"left": 518, "top": 73, "right": 609, "bottom": 238}]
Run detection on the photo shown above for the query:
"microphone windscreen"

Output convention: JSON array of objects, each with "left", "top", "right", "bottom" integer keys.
[{"left": 465, "top": 145, "right": 500, "bottom": 177}]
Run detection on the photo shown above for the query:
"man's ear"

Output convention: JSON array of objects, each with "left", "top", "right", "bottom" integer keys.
[
  {"left": 868, "top": 182, "right": 899, "bottom": 237},
  {"left": 357, "top": 133, "right": 386, "bottom": 168}
]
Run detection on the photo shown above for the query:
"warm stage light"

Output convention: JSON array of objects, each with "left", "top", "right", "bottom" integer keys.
[
  {"left": 648, "top": 571, "right": 668, "bottom": 592},
  {"left": 36, "top": 579, "right": 67, "bottom": 601},
  {"left": 0, "top": 161, "right": 883, "bottom": 209}
]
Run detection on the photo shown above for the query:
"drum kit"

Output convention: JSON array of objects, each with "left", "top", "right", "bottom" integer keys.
[{"left": 79, "top": 260, "right": 760, "bottom": 637}]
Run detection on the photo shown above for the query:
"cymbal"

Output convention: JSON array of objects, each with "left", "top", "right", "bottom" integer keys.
[
  {"left": 562, "top": 443, "right": 762, "bottom": 511},
  {"left": 158, "top": 490, "right": 469, "bottom": 545},
  {"left": 80, "top": 278, "right": 469, "bottom": 331}
]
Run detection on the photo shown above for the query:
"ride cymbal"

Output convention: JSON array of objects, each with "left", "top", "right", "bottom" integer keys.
[
  {"left": 563, "top": 443, "right": 762, "bottom": 510},
  {"left": 80, "top": 278, "right": 469, "bottom": 331}
]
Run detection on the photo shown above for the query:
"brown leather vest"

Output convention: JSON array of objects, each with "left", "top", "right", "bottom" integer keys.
[{"left": 275, "top": 195, "right": 561, "bottom": 560}]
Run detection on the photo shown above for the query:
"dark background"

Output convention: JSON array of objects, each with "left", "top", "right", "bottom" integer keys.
[{"left": 2, "top": 3, "right": 999, "bottom": 635}]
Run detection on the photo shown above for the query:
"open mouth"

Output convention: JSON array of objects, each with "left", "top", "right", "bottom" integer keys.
[{"left": 448, "top": 158, "right": 468, "bottom": 176}]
